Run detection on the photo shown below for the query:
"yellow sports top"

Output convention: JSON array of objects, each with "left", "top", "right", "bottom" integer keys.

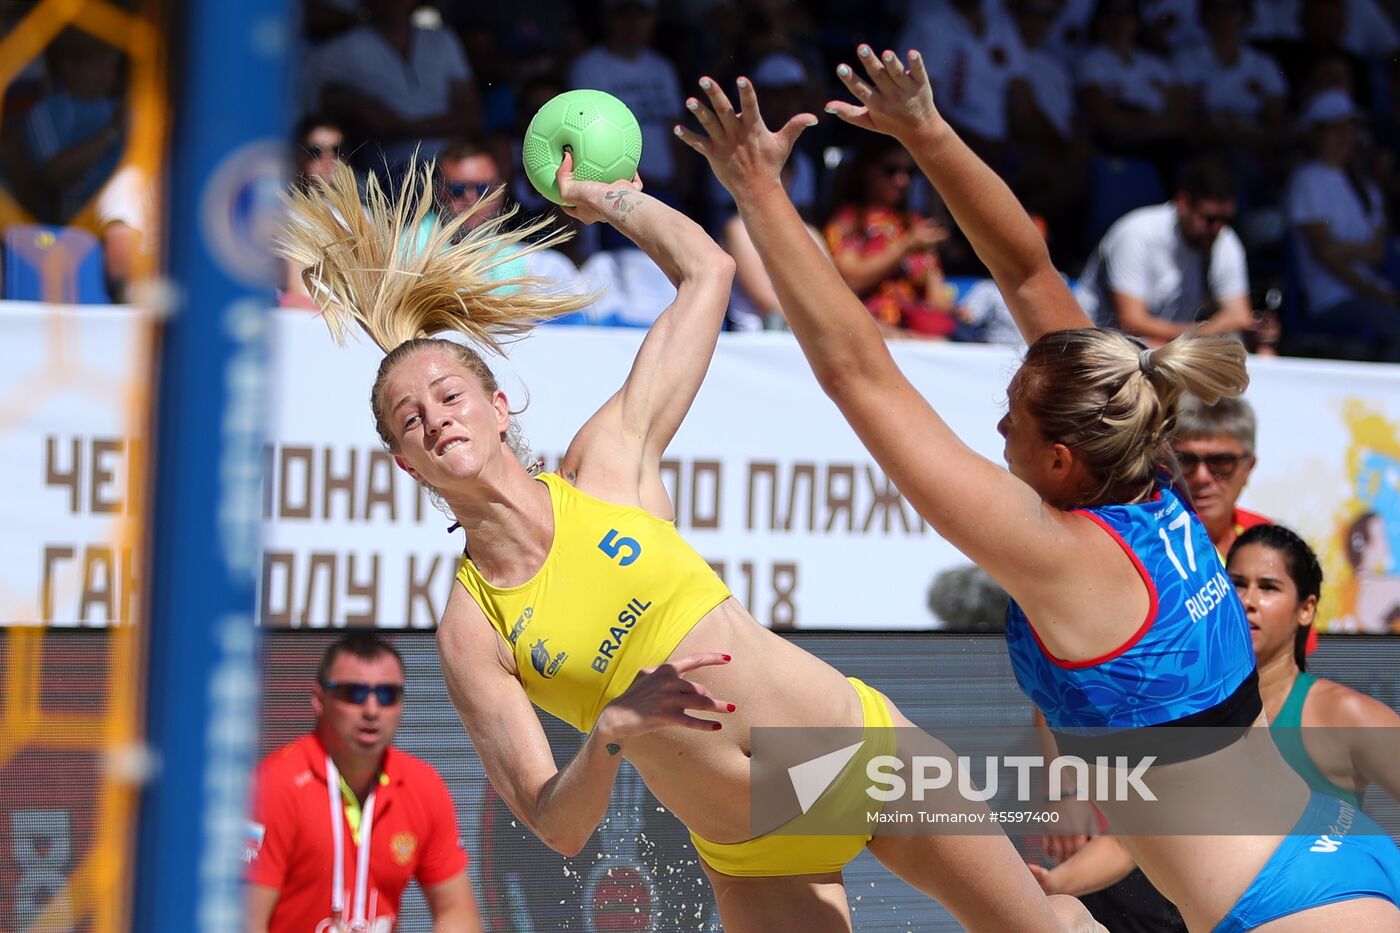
[{"left": 456, "top": 472, "right": 732, "bottom": 732}]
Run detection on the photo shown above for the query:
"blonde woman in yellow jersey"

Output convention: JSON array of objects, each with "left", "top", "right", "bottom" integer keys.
[{"left": 279, "top": 154, "right": 1100, "bottom": 933}]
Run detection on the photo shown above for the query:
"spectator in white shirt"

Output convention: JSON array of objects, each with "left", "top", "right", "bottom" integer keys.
[
  {"left": 569, "top": 0, "right": 685, "bottom": 195},
  {"left": 1079, "top": 157, "right": 1258, "bottom": 344},
  {"left": 307, "top": 0, "right": 481, "bottom": 174},
  {"left": 1076, "top": 0, "right": 1188, "bottom": 157},
  {"left": 1174, "top": 0, "right": 1287, "bottom": 158},
  {"left": 1286, "top": 90, "right": 1400, "bottom": 360},
  {"left": 898, "top": 0, "right": 1030, "bottom": 161}
]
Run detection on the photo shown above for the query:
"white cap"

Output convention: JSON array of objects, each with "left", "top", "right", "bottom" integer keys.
[
  {"left": 1300, "top": 89, "right": 1363, "bottom": 129},
  {"left": 752, "top": 53, "right": 808, "bottom": 88}
]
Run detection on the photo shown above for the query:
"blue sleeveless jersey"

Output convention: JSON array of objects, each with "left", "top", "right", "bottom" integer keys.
[{"left": 1005, "top": 484, "right": 1256, "bottom": 729}]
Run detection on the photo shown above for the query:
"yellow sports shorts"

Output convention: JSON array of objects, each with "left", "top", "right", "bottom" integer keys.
[{"left": 689, "top": 676, "right": 896, "bottom": 877}]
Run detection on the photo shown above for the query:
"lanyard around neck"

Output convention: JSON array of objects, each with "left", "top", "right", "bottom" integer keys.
[{"left": 325, "top": 756, "right": 376, "bottom": 928}]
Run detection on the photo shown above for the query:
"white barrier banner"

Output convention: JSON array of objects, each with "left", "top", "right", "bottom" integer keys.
[
  {"left": 1, "top": 303, "right": 148, "bottom": 627},
  {"left": 6, "top": 303, "right": 1400, "bottom": 631}
]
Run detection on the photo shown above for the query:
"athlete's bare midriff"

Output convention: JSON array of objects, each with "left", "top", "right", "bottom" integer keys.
[
  {"left": 1099, "top": 714, "right": 1313, "bottom": 931},
  {"left": 620, "top": 596, "right": 866, "bottom": 843}
]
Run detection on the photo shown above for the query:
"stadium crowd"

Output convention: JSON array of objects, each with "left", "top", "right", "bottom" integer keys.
[{"left": 6, "top": 0, "right": 1400, "bottom": 359}]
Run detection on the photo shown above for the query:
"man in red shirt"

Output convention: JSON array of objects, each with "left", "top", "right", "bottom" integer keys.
[{"left": 246, "top": 633, "right": 483, "bottom": 932}]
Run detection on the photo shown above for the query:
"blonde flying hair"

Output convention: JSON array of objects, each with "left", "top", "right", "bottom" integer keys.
[
  {"left": 276, "top": 160, "right": 595, "bottom": 456},
  {"left": 1013, "top": 329, "right": 1249, "bottom": 507}
]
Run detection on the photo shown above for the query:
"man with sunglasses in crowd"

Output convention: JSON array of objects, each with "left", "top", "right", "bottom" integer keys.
[
  {"left": 1171, "top": 394, "right": 1270, "bottom": 555},
  {"left": 1079, "top": 156, "right": 1261, "bottom": 347},
  {"left": 413, "top": 137, "right": 584, "bottom": 308},
  {"left": 246, "top": 633, "right": 484, "bottom": 933}
]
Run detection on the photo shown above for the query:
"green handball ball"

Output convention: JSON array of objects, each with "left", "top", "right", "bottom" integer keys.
[{"left": 522, "top": 89, "right": 643, "bottom": 206}]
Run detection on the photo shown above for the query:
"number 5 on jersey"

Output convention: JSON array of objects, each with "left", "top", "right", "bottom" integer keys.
[{"left": 599, "top": 529, "right": 641, "bottom": 566}]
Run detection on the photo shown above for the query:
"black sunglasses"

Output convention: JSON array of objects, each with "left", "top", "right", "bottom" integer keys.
[
  {"left": 446, "top": 180, "right": 493, "bottom": 199},
  {"left": 304, "top": 143, "right": 342, "bottom": 160},
  {"left": 321, "top": 681, "right": 404, "bottom": 705},
  {"left": 1174, "top": 451, "right": 1250, "bottom": 478}
]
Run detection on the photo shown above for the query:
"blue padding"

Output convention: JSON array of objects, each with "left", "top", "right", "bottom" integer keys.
[{"left": 2, "top": 224, "right": 109, "bottom": 303}]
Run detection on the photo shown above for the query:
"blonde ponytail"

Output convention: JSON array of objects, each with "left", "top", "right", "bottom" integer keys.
[
  {"left": 276, "top": 160, "right": 595, "bottom": 354},
  {"left": 1015, "top": 329, "right": 1249, "bottom": 506}
]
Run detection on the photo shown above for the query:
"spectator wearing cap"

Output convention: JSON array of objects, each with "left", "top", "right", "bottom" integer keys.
[
  {"left": 1079, "top": 157, "right": 1259, "bottom": 345},
  {"left": 306, "top": 0, "right": 481, "bottom": 175},
  {"left": 1173, "top": 0, "right": 1287, "bottom": 162},
  {"left": 898, "top": 0, "right": 1031, "bottom": 162},
  {"left": 704, "top": 53, "right": 819, "bottom": 224},
  {"left": 569, "top": 0, "right": 685, "bottom": 198},
  {"left": 1286, "top": 89, "right": 1400, "bottom": 360}
]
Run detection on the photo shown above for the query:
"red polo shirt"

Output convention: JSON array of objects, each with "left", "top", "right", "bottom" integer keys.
[
  {"left": 1232, "top": 506, "right": 1271, "bottom": 539},
  {"left": 246, "top": 734, "right": 467, "bottom": 933}
]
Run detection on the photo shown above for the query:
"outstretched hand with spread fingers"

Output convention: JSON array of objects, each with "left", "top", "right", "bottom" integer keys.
[
  {"left": 828, "top": 45, "right": 942, "bottom": 141},
  {"left": 673, "top": 75, "right": 818, "bottom": 199}
]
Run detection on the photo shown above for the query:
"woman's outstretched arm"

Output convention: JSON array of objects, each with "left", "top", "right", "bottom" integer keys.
[
  {"left": 437, "top": 586, "right": 734, "bottom": 856},
  {"left": 553, "top": 156, "right": 735, "bottom": 516},
  {"left": 675, "top": 75, "right": 1090, "bottom": 605},
  {"left": 827, "top": 45, "right": 1089, "bottom": 344}
]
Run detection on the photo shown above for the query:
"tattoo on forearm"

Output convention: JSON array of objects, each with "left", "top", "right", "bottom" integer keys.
[
  {"left": 604, "top": 190, "right": 636, "bottom": 217},
  {"left": 606, "top": 743, "right": 622, "bottom": 756}
]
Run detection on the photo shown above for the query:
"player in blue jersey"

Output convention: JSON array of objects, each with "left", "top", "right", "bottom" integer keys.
[{"left": 678, "top": 43, "right": 1400, "bottom": 933}]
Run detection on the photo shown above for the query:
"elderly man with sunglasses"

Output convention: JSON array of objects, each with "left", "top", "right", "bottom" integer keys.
[
  {"left": 246, "top": 633, "right": 483, "bottom": 933},
  {"left": 1170, "top": 394, "right": 1269, "bottom": 556}
]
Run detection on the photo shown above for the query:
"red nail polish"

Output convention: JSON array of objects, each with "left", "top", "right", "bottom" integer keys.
[
  {"left": 722, "top": 654, "right": 732, "bottom": 662},
  {"left": 712, "top": 722, "right": 723, "bottom": 730},
  {"left": 727, "top": 703, "right": 737, "bottom": 712}
]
